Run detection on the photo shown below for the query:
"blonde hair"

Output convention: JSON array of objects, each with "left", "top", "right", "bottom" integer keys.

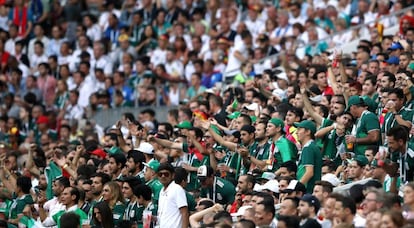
[{"left": 104, "top": 181, "right": 125, "bottom": 207}]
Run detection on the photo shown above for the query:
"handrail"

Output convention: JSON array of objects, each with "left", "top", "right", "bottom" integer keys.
[{"left": 224, "top": 5, "right": 414, "bottom": 77}]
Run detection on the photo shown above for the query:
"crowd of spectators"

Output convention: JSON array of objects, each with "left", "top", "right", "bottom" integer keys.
[{"left": 0, "top": 0, "right": 414, "bottom": 228}]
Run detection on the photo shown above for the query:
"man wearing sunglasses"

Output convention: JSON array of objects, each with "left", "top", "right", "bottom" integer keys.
[{"left": 156, "top": 163, "right": 189, "bottom": 228}]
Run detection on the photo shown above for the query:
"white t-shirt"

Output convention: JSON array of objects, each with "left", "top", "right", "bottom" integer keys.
[
  {"left": 157, "top": 182, "right": 188, "bottom": 228},
  {"left": 225, "top": 41, "right": 248, "bottom": 76}
]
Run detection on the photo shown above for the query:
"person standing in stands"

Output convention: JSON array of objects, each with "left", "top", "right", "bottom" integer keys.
[
  {"left": 345, "top": 96, "right": 380, "bottom": 156},
  {"left": 157, "top": 163, "right": 189, "bottom": 228},
  {"left": 295, "top": 120, "right": 322, "bottom": 193}
]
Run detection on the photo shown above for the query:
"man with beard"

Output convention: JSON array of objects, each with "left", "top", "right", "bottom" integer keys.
[
  {"left": 297, "top": 194, "right": 322, "bottom": 228},
  {"left": 206, "top": 122, "right": 258, "bottom": 176},
  {"left": 88, "top": 172, "right": 111, "bottom": 218},
  {"left": 236, "top": 174, "right": 254, "bottom": 195},
  {"left": 125, "top": 150, "right": 146, "bottom": 183},
  {"left": 387, "top": 125, "right": 414, "bottom": 184},
  {"left": 39, "top": 177, "right": 70, "bottom": 224},
  {"left": 103, "top": 132, "right": 122, "bottom": 155}
]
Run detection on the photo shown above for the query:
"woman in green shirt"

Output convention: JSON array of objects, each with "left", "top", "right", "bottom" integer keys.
[{"left": 102, "top": 182, "right": 126, "bottom": 226}]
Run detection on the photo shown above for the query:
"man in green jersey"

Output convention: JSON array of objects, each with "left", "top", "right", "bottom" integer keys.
[
  {"left": 121, "top": 177, "right": 143, "bottom": 223},
  {"left": 345, "top": 96, "right": 381, "bottom": 156},
  {"left": 143, "top": 159, "right": 163, "bottom": 209},
  {"left": 198, "top": 165, "right": 236, "bottom": 205},
  {"left": 126, "top": 150, "right": 146, "bottom": 183},
  {"left": 266, "top": 118, "right": 297, "bottom": 172},
  {"left": 295, "top": 120, "right": 322, "bottom": 193},
  {"left": 382, "top": 88, "right": 413, "bottom": 143}
]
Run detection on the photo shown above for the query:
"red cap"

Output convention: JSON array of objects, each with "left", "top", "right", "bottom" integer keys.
[
  {"left": 90, "top": 148, "right": 107, "bottom": 159},
  {"left": 37, "top": 116, "right": 49, "bottom": 124}
]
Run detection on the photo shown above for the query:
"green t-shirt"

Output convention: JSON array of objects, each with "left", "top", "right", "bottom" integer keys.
[
  {"left": 8, "top": 194, "right": 33, "bottom": 219},
  {"left": 321, "top": 129, "right": 347, "bottom": 167},
  {"left": 297, "top": 140, "right": 322, "bottom": 193},
  {"left": 52, "top": 207, "right": 88, "bottom": 227},
  {"left": 200, "top": 177, "right": 236, "bottom": 205},
  {"left": 123, "top": 200, "right": 143, "bottom": 223},
  {"left": 382, "top": 108, "right": 414, "bottom": 135},
  {"left": 270, "top": 136, "right": 298, "bottom": 171},
  {"left": 134, "top": 170, "right": 146, "bottom": 184},
  {"left": 112, "top": 202, "right": 126, "bottom": 225},
  {"left": 316, "top": 118, "right": 334, "bottom": 149},
  {"left": 186, "top": 191, "right": 197, "bottom": 212},
  {"left": 390, "top": 144, "right": 414, "bottom": 183},
  {"left": 146, "top": 178, "right": 163, "bottom": 208},
  {"left": 353, "top": 110, "right": 380, "bottom": 156}
]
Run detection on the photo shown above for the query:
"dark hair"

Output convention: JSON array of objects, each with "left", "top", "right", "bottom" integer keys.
[
  {"left": 386, "top": 125, "right": 409, "bottom": 144},
  {"left": 280, "top": 161, "right": 298, "bottom": 175},
  {"left": 93, "top": 201, "right": 114, "bottom": 228},
  {"left": 55, "top": 176, "right": 70, "bottom": 188},
  {"left": 109, "top": 153, "right": 127, "bottom": 169},
  {"left": 337, "top": 196, "right": 356, "bottom": 215},
  {"left": 198, "top": 199, "right": 214, "bottom": 209},
  {"left": 277, "top": 215, "right": 300, "bottom": 228},
  {"left": 236, "top": 219, "right": 256, "bottom": 228},
  {"left": 365, "top": 145, "right": 379, "bottom": 157},
  {"left": 389, "top": 88, "right": 405, "bottom": 100},
  {"left": 158, "top": 162, "right": 175, "bottom": 173},
  {"left": 364, "top": 75, "right": 377, "bottom": 85},
  {"left": 314, "top": 181, "right": 333, "bottom": 193},
  {"left": 17, "top": 176, "right": 32, "bottom": 194},
  {"left": 213, "top": 211, "right": 232, "bottom": 224},
  {"left": 69, "top": 187, "right": 81, "bottom": 204},
  {"left": 287, "top": 106, "right": 304, "bottom": 120},
  {"left": 133, "top": 184, "right": 152, "bottom": 200},
  {"left": 60, "top": 212, "right": 80, "bottom": 228},
  {"left": 92, "top": 173, "right": 112, "bottom": 186},
  {"left": 127, "top": 150, "right": 145, "bottom": 169},
  {"left": 122, "top": 176, "right": 141, "bottom": 189},
  {"left": 238, "top": 113, "right": 252, "bottom": 126},
  {"left": 158, "top": 122, "right": 173, "bottom": 137},
  {"left": 174, "top": 167, "right": 188, "bottom": 184},
  {"left": 322, "top": 160, "right": 336, "bottom": 173},
  {"left": 257, "top": 201, "right": 276, "bottom": 217}
]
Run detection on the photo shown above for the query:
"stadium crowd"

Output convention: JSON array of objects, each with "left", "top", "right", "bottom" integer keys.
[{"left": 0, "top": 0, "right": 414, "bottom": 228}]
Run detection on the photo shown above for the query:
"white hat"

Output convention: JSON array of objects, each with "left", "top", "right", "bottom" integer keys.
[
  {"left": 230, "top": 206, "right": 253, "bottom": 217},
  {"left": 261, "top": 179, "right": 279, "bottom": 193},
  {"left": 244, "top": 102, "right": 259, "bottom": 111},
  {"left": 136, "top": 142, "right": 154, "bottom": 154},
  {"left": 309, "top": 95, "right": 323, "bottom": 103},
  {"left": 322, "top": 173, "right": 341, "bottom": 187},
  {"left": 142, "top": 121, "right": 155, "bottom": 130}
]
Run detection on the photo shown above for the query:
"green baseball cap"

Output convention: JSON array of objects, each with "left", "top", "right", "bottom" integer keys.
[
  {"left": 227, "top": 111, "right": 241, "bottom": 120},
  {"left": 269, "top": 118, "right": 284, "bottom": 129},
  {"left": 352, "top": 155, "right": 369, "bottom": 166},
  {"left": 346, "top": 96, "right": 365, "bottom": 112},
  {"left": 250, "top": 116, "right": 257, "bottom": 123},
  {"left": 105, "top": 146, "right": 122, "bottom": 155},
  {"left": 143, "top": 159, "right": 160, "bottom": 172},
  {"left": 175, "top": 120, "right": 192, "bottom": 129},
  {"left": 293, "top": 120, "right": 316, "bottom": 134}
]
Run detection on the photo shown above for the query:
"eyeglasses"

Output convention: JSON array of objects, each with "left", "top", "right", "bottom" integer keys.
[{"left": 158, "top": 172, "right": 170, "bottom": 177}]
